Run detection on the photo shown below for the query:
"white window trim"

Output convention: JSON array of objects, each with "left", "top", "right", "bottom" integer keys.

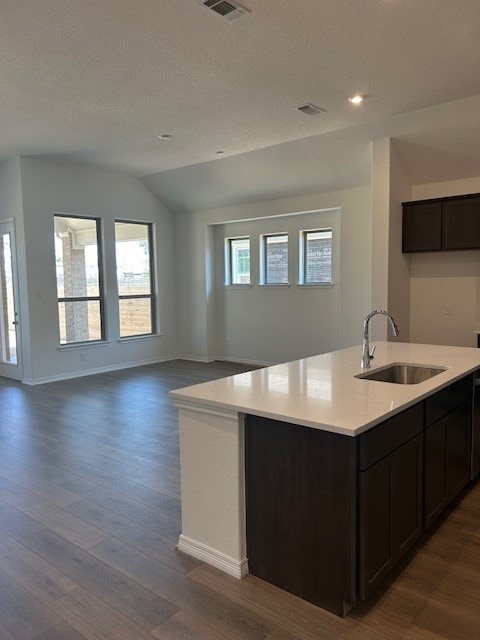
[
  {"left": 54, "top": 213, "right": 106, "bottom": 346},
  {"left": 298, "top": 227, "right": 333, "bottom": 286},
  {"left": 58, "top": 340, "right": 112, "bottom": 351},
  {"left": 224, "top": 283, "right": 253, "bottom": 290},
  {"left": 296, "top": 283, "right": 335, "bottom": 288},
  {"left": 260, "top": 232, "right": 289, "bottom": 286},
  {"left": 115, "top": 220, "right": 158, "bottom": 338},
  {"left": 117, "top": 334, "right": 164, "bottom": 343},
  {"left": 224, "top": 235, "right": 251, "bottom": 286}
]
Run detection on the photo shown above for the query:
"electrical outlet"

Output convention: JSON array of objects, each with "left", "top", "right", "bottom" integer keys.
[
  {"left": 226, "top": 339, "right": 231, "bottom": 348},
  {"left": 80, "top": 352, "right": 86, "bottom": 362},
  {"left": 443, "top": 304, "right": 452, "bottom": 316}
]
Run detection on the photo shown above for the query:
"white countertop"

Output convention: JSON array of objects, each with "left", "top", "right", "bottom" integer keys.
[{"left": 170, "top": 342, "right": 480, "bottom": 436}]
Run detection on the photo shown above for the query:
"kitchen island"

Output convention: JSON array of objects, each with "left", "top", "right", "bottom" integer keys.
[{"left": 170, "top": 342, "right": 480, "bottom": 616}]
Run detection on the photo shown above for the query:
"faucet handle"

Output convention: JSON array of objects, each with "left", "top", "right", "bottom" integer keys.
[{"left": 369, "top": 345, "right": 376, "bottom": 360}]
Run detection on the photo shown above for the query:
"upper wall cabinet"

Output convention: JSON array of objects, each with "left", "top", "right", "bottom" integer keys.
[
  {"left": 442, "top": 197, "right": 480, "bottom": 250},
  {"left": 402, "top": 193, "right": 480, "bottom": 253},
  {"left": 402, "top": 201, "right": 442, "bottom": 252}
]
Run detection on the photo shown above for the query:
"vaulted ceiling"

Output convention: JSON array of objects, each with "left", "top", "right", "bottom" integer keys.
[{"left": 3, "top": 0, "right": 480, "bottom": 211}]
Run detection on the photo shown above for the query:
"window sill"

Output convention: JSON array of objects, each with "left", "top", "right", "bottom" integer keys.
[
  {"left": 224, "top": 284, "right": 253, "bottom": 290},
  {"left": 117, "top": 334, "right": 163, "bottom": 344},
  {"left": 259, "top": 283, "right": 291, "bottom": 289},
  {"left": 297, "top": 282, "right": 335, "bottom": 288},
  {"left": 58, "top": 341, "right": 111, "bottom": 351}
]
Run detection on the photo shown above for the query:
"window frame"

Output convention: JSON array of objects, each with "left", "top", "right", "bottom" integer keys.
[
  {"left": 299, "top": 227, "right": 333, "bottom": 286},
  {"left": 261, "top": 232, "right": 289, "bottom": 285},
  {"left": 115, "top": 219, "right": 157, "bottom": 338},
  {"left": 225, "top": 236, "right": 251, "bottom": 286},
  {"left": 54, "top": 213, "right": 106, "bottom": 345}
]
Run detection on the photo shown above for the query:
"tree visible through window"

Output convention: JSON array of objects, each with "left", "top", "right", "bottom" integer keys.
[
  {"left": 115, "top": 221, "right": 155, "bottom": 337},
  {"left": 54, "top": 215, "right": 104, "bottom": 344}
]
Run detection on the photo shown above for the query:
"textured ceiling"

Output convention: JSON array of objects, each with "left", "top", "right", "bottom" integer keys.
[
  {"left": 142, "top": 95, "right": 480, "bottom": 212},
  {"left": 3, "top": 0, "right": 480, "bottom": 210}
]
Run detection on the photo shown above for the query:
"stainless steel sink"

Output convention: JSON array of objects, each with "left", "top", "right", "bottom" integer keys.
[{"left": 355, "top": 363, "right": 448, "bottom": 385}]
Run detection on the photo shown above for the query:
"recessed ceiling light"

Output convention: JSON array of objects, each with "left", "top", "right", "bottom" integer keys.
[
  {"left": 348, "top": 94, "right": 365, "bottom": 105},
  {"left": 157, "top": 134, "right": 173, "bottom": 140},
  {"left": 216, "top": 150, "right": 226, "bottom": 156}
]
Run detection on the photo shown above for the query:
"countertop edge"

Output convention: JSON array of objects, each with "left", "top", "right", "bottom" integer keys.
[{"left": 169, "top": 344, "right": 480, "bottom": 437}]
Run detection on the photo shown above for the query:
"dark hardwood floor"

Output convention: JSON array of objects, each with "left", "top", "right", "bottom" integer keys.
[{"left": 0, "top": 359, "right": 479, "bottom": 639}]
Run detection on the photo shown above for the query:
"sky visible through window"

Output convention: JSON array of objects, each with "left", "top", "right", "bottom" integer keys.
[{"left": 55, "top": 237, "right": 149, "bottom": 279}]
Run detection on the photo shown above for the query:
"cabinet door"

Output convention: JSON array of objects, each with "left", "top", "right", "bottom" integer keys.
[
  {"left": 424, "top": 400, "right": 472, "bottom": 529},
  {"left": 447, "top": 400, "right": 471, "bottom": 496},
  {"left": 443, "top": 197, "right": 480, "bottom": 249},
  {"left": 424, "top": 414, "right": 448, "bottom": 528},
  {"left": 359, "top": 434, "right": 423, "bottom": 600},
  {"left": 402, "top": 202, "right": 442, "bottom": 252},
  {"left": 245, "top": 415, "right": 357, "bottom": 617}
]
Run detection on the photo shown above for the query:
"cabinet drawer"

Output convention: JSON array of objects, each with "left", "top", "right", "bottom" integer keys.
[
  {"left": 425, "top": 375, "right": 472, "bottom": 427},
  {"left": 359, "top": 403, "right": 424, "bottom": 471}
]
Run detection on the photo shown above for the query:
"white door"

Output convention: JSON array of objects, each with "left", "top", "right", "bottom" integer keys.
[{"left": 0, "top": 220, "right": 22, "bottom": 380}]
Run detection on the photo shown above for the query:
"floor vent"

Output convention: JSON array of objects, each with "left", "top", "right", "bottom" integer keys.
[
  {"left": 297, "top": 104, "right": 326, "bottom": 116},
  {"left": 197, "top": 0, "right": 250, "bottom": 22}
]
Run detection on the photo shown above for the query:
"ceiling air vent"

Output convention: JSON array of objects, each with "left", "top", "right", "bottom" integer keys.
[
  {"left": 197, "top": 0, "right": 250, "bottom": 22},
  {"left": 297, "top": 104, "right": 326, "bottom": 116}
]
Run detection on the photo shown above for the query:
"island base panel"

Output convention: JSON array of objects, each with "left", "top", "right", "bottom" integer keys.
[{"left": 245, "top": 415, "right": 357, "bottom": 617}]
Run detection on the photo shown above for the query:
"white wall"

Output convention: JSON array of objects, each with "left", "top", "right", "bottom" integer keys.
[
  {"left": 371, "top": 139, "right": 390, "bottom": 320},
  {"left": 213, "top": 210, "right": 340, "bottom": 364},
  {"left": 0, "top": 158, "right": 32, "bottom": 378},
  {"left": 387, "top": 141, "right": 412, "bottom": 341},
  {"left": 17, "top": 157, "right": 178, "bottom": 382},
  {"left": 409, "top": 176, "right": 480, "bottom": 347},
  {"left": 175, "top": 185, "right": 371, "bottom": 362},
  {"left": 371, "top": 139, "right": 412, "bottom": 341}
]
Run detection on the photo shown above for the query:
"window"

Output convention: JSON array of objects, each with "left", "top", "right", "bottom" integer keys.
[
  {"left": 263, "top": 233, "right": 288, "bottom": 284},
  {"left": 301, "top": 229, "right": 333, "bottom": 284},
  {"left": 115, "top": 221, "right": 155, "bottom": 337},
  {"left": 226, "top": 237, "right": 250, "bottom": 284},
  {"left": 54, "top": 215, "right": 104, "bottom": 344}
]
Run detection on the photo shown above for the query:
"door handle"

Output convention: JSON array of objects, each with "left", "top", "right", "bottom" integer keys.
[{"left": 11, "top": 321, "right": 18, "bottom": 325}]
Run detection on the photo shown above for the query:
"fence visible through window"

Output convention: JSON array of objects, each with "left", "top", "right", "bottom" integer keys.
[
  {"left": 115, "top": 221, "right": 155, "bottom": 338},
  {"left": 54, "top": 215, "right": 104, "bottom": 344}
]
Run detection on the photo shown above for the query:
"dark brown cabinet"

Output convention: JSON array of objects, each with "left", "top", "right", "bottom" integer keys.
[
  {"left": 359, "top": 433, "right": 423, "bottom": 599},
  {"left": 442, "top": 197, "right": 480, "bottom": 249},
  {"left": 402, "top": 192, "right": 480, "bottom": 253},
  {"left": 403, "top": 201, "right": 442, "bottom": 252},
  {"left": 245, "top": 375, "right": 473, "bottom": 617},
  {"left": 357, "top": 402, "right": 423, "bottom": 601},
  {"left": 424, "top": 400, "right": 471, "bottom": 529},
  {"left": 245, "top": 415, "right": 357, "bottom": 618}
]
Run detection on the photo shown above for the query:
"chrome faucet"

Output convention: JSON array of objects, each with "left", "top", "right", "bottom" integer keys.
[{"left": 361, "top": 310, "right": 399, "bottom": 369}]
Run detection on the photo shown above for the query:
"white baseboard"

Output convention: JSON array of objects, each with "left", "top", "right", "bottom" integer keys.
[
  {"left": 176, "top": 355, "right": 216, "bottom": 363},
  {"left": 177, "top": 534, "right": 248, "bottom": 579},
  {"left": 21, "top": 353, "right": 271, "bottom": 385},
  {"left": 215, "top": 356, "right": 274, "bottom": 367},
  {"left": 22, "top": 355, "right": 178, "bottom": 385}
]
